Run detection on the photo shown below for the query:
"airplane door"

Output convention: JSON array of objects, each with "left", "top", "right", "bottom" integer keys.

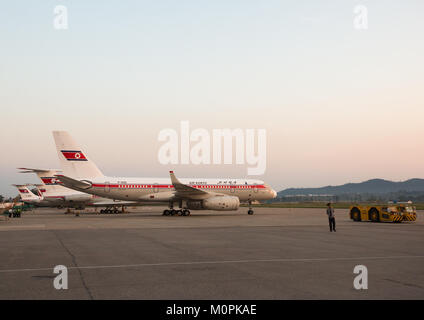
[{"left": 105, "top": 182, "right": 110, "bottom": 193}]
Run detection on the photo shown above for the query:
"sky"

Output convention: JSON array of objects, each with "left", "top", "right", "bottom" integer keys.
[{"left": 1, "top": 0, "right": 423, "bottom": 196}]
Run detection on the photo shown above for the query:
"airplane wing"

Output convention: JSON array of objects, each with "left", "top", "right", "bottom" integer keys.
[
  {"left": 55, "top": 175, "right": 92, "bottom": 190},
  {"left": 170, "top": 171, "right": 217, "bottom": 200},
  {"left": 18, "top": 167, "right": 62, "bottom": 173}
]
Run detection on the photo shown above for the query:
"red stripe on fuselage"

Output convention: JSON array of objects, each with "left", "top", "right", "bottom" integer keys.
[{"left": 90, "top": 184, "right": 265, "bottom": 189}]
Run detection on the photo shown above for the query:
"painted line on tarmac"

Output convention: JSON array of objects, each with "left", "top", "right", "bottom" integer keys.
[
  {"left": 1, "top": 255, "right": 424, "bottom": 274},
  {"left": 0, "top": 224, "right": 46, "bottom": 231}
]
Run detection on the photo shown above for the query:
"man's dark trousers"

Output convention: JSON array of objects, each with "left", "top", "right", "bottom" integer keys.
[{"left": 329, "top": 217, "right": 336, "bottom": 232}]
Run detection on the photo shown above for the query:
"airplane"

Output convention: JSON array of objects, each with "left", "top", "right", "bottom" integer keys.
[
  {"left": 17, "top": 168, "right": 142, "bottom": 213},
  {"left": 52, "top": 131, "right": 277, "bottom": 216},
  {"left": 13, "top": 184, "right": 44, "bottom": 205}
]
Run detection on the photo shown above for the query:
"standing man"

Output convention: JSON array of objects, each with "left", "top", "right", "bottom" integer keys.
[{"left": 326, "top": 203, "right": 336, "bottom": 232}]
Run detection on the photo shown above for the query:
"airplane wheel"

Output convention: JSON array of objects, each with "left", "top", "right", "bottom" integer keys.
[
  {"left": 170, "top": 209, "right": 177, "bottom": 216},
  {"left": 163, "top": 209, "right": 170, "bottom": 216},
  {"left": 177, "top": 210, "right": 183, "bottom": 216},
  {"left": 248, "top": 209, "right": 254, "bottom": 215},
  {"left": 182, "top": 209, "right": 190, "bottom": 216},
  {"left": 113, "top": 209, "right": 118, "bottom": 214}
]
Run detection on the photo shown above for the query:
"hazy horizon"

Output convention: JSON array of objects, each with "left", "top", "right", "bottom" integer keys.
[{"left": 1, "top": 1, "right": 423, "bottom": 197}]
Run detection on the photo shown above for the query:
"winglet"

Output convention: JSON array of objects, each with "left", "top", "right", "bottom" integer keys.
[{"left": 169, "top": 171, "right": 180, "bottom": 185}]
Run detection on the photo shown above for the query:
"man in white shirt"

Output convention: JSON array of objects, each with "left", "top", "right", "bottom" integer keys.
[{"left": 326, "top": 203, "right": 336, "bottom": 232}]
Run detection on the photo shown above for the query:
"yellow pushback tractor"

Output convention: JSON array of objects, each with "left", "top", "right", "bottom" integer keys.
[{"left": 349, "top": 202, "right": 417, "bottom": 223}]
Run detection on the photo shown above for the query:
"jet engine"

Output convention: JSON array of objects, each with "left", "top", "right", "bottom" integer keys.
[{"left": 186, "top": 195, "right": 240, "bottom": 211}]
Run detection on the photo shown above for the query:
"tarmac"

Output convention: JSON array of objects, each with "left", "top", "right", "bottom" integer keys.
[{"left": 0, "top": 207, "right": 423, "bottom": 299}]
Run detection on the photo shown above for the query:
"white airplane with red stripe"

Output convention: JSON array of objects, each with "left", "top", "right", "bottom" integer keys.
[
  {"left": 53, "top": 131, "right": 277, "bottom": 215},
  {"left": 13, "top": 184, "right": 44, "bottom": 204},
  {"left": 17, "top": 168, "right": 142, "bottom": 213}
]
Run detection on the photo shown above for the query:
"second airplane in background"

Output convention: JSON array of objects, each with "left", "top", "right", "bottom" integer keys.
[{"left": 17, "top": 168, "right": 140, "bottom": 213}]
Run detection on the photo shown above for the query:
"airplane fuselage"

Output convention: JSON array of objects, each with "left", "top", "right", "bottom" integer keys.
[{"left": 69, "top": 176, "right": 276, "bottom": 203}]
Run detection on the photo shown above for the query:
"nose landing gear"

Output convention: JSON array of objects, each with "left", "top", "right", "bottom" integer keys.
[{"left": 247, "top": 200, "right": 254, "bottom": 215}]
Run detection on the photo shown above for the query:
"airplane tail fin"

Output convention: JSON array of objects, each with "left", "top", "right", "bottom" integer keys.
[
  {"left": 52, "top": 131, "right": 104, "bottom": 179},
  {"left": 33, "top": 184, "right": 47, "bottom": 198},
  {"left": 13, "top": 185, "right": 42, "bottom": 202},
  {"left": 18, "top": 168, "right": 66, "bottom": 195}
]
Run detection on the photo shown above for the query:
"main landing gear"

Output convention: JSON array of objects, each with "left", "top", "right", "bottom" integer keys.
[
  {"left": 163, "top": 201, "right": 190, "bottom": 216},
  {"left": 162, "top": 209, "right": 191, "bottom": 216},
  {"left": 248, "top": 200, "right": 254, "bottom": 215}
]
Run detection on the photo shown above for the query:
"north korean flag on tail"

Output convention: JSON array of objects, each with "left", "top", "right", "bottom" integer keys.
[
  {"left": 40, "top": 177, "right": 62, "bottom": 185},
  {"left": 61, "top": 150, "right": 88, "bottom": 161}
]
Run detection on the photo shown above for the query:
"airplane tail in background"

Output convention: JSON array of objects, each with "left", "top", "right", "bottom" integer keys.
[
  {"left": 18, "top": 168, "right": 66, "bottom": 195},
  {"left": 52, "top": 131, "right": 104, "bottom": 179},
  {"left": 13, "top": 185, "right": 42, "bottom": 202},
  {"left": 33, "top": 184, "right": 45, "bottom": 198}
]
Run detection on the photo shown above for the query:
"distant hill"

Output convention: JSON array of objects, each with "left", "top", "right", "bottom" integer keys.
[{"left": 278, "top": 178, "right": 424, "bottom": 197}]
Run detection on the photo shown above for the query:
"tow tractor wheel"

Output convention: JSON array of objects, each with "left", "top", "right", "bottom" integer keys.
[
  {"left": 370, "top": 209, "right": 380, "bottom": 222},
  {"left": 248, "top": 209, "right": 254, "bottom": 215},
  {"left": 352, "top": 208, "right": 361, "bottom": 221}
]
